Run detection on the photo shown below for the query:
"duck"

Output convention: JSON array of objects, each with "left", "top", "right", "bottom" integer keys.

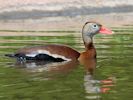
[{"left": 5, "top": 21, "right": 113, "bottom": 62}]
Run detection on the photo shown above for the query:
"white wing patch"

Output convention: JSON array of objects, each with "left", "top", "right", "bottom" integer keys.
[
  {"left": 26, "top": 50, "right": 71, "bottom": 61},
  {"left": 26, "top": 54, "right": 36, "bottom": 57}
]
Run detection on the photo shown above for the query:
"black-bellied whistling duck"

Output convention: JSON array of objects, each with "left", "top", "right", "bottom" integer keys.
[{"left": 5, "top": 22, "right": 113, "bottom": 62}]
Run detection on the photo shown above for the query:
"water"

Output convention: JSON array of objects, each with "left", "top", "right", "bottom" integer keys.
[{"left": 0, "top": 26, "right": 133, "bottom": 100}]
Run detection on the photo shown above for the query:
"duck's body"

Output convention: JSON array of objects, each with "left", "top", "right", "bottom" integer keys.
[
  {"left": 5, "top": 21, "right": 113, "bottom": 62},
  {"left": 6, "top": 44, "right": 80, "bottom": 62}
]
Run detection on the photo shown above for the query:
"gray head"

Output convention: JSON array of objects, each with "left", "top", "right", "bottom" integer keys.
[
  {"left": 82, "top": 21, "right": 113, "bottom": 49},
  {"left": 82, "top": 22, "right": 102, "bottom": 38}
]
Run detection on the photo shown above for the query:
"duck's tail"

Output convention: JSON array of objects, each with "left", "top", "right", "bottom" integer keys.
[{"left": 5, "top": 54, "right": 16, "bottom": 58}]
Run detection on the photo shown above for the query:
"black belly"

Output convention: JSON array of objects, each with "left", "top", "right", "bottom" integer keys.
[{"left": 14, "top": 53, "right": 65, "bottom": 62}]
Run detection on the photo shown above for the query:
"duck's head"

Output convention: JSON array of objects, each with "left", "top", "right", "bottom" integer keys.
[{"left": 82, "top": 21, "right": 113, "bottom": 38}]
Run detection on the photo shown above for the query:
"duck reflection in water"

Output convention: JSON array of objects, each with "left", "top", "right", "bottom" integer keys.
[
  {"left": 14, "top": 55, "right": 115, "bottom": 99},
  {"left": 80, "top": 55, "right": 115, "bottom": 99},
  {"left": 15, "top": 60, "right": 79, "bottom": 74}
]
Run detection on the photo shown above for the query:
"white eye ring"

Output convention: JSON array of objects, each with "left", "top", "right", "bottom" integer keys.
[{"left": 92, "top": 24, "right": 98, "bottom": 28}]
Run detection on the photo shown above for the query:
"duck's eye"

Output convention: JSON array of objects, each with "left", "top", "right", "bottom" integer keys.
[{"left": 93, "top": 24, "right": 97, "bottom": 28}]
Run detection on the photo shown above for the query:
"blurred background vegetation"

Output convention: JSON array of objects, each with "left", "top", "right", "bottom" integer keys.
[{"left": 0, "top": 0, "right": 133, "bottom": 32}]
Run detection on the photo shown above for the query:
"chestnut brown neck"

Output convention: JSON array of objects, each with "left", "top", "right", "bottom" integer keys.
[{"left": 84, "top": 42, "right": 94, "bottom": 50}]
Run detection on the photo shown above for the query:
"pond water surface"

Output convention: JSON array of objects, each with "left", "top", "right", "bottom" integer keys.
[{"left": 0, "top": 26, "right": 133, "bottom": 100}]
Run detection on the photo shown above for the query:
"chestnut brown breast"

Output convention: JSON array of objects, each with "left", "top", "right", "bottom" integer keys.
[{"left": 78, "top": 48, "right": 96, "bottom": 62}]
